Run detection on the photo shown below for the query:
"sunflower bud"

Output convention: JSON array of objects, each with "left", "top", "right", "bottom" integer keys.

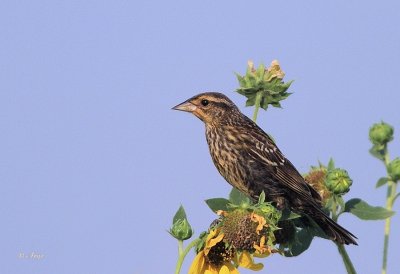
[
  {"left": 236, "top": 60, "right": 293, "bottom": 110},
  {"left": 170, "top": 219, "right": 193, "bottom": 241},
  {"left": 266, "top": 60, "right": 285, "bottom": 81},
  {"left": 326, "top": 169, "right": 353, "bottom": 195},
  {"left": 388, "top": 158, "right": 400, "bottom": 182},
  {"left": 369, "top": 122, "right": 394, "bottom": 146}
]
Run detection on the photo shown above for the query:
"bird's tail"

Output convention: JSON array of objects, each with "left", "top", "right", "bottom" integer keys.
[{"left": 313, "top": 210, "right": 358, "bottom": 245}]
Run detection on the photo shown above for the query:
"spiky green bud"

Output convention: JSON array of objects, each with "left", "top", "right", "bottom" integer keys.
[
  {"left": 170, "top": 219, "right": 193, "bottom": 241},
  {"left": 369, "top": 122, "right": 394, "bottom": 146},
  {"left": 388, "top": 158, "right": 400, "bottom": 182},
  {"left": 326, "top": 168, "right": 353, "bottom": 195},
  {"left": 235, "top": 60, "right": 293, "bottom": 110}
]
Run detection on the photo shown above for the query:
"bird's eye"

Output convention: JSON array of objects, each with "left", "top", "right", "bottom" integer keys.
[{"left": 201, "top": 99, "right": 209, "bottom": 106}]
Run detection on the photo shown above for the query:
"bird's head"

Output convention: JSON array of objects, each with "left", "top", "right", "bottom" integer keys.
[{"left": 172, "top": 92, "right": 238, "bottom": 124}]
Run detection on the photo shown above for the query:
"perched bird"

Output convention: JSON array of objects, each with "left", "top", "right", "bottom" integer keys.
[{"left": 173, "top": 92, "right": 357, "bottom": 245}]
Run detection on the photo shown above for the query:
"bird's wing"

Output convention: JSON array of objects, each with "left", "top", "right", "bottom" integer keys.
[{"left": 245, "top": 127, "right": 322, "bottom": 205}]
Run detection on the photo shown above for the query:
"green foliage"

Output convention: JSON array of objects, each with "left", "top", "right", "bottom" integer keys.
[
  {"left": 376, "top": 177, "right": 389, "bottom": 188},
  {"left": 344, "top": 198, "right": 395, "bottom": 220},
  {"left": 369, "top": 121, "right": 394, "bottom": 146},
  {"left": 229, "top": 187, "right": 251, "bottom": 207},
  {"left": 369, "top": 144, "right": 387, "bottom": 161},
  {"left": 326, "top": 168, "right": 353, "bottom": 195},
  {"left": 173, "top": 205, "right": 187, "bottom": 223},
  {"left": 205, "top": 198, "right": 231, "bottom": 212},
  {"left": 235, "top": 61, "right": 293, "bottom": 111},
  {"left": 169, "top": 205, "right": 193, "bottom": 241},
  {"left": 327, "top": 158, "right": 335, "bottom": 171},
  {"left": 368, "top": 121, "right": 394, "bottom": 162},
  {"left": 279, "top": 208, "right": 301, "bottom": 221},
  {"left": 388, "top": 157, "right": 400, "bottom": 182},
  {"left": 368, "top": 121, "right": 399, "bottom": 274},
  {"left": 281, "top": 222, "right": 327, "bottom": 257}
]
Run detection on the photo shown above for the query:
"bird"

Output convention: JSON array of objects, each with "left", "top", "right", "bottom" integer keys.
[{"left": 172, "top": 92, "right": 357, "bottom": 245}]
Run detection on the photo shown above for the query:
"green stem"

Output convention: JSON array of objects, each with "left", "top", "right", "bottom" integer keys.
[
  {"left": 252, "top": 91, "right": 262, "bottom": 122},
  {"left": 332, "top": 197, "right": 357, "bottom": 274},
  {"left": 175, "top": 239, "right": 201, "bottom": 274},
  {"left": 337, "top": 244, "right": 357, "bottom": 274},
  {"left": 382, "top": 150, "right": 397, "bottom": 274},
  {"left": 178, "top": 240, "right": 183, "bottom": 256}
]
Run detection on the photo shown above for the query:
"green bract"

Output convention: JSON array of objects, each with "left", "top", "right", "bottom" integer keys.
[
  {"left": 369, "top": 122, "right": 394, "bottom": 146},
  {"left": 326, "top": 168, "right": 353, "bottom": 195},
  {"left": 388, "top": 158, "right": 400, "bottom": 182},
  {"left": 169, "top": 205, "right": 193, "bottom": 240},
  {"left": 236, "top": 60, "right": 293, "bottom": 110},
  {"left": 170, "top": 219, "right": 193, "bottom": 240}
]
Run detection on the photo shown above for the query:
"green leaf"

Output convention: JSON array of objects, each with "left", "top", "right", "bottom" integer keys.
[
  {"left": 271, "top": 102, "right": 282, "bottom": 108},
  {"left": 229, "top": 187, "right": 251, "bottom": 206},
  {"left": 280, "top": 209, "right": 301, "bottom": 220},
  {"left": 235, "top": 73, "right": 245, "bottom": 87},
  {"left": 256, "top": 63, "right": 265, "bottom": 78},
  {"left": 344, "top": 198, "right": 395, "bottom": 220},
  {"left": 283, "top": 79, "right": 294, "bottom": 89},
  {"left": 245, "top": 96, "right": 256, "bottom": 107},
  {"left": 258, "top": 191, "right": 266, "bottom": 204},
  {"left": 369, "top": 145, "right": 386, "bottom": 161},
  {"left": 281, "top": 217, "right": 328, "bottom": 257},
  {"left": 205, "top": 198, "right": 230, "bottom": 212},
  {"left": 283, "top": 226, "right": 314, "bottom": 257},
  {"left": 376, "top": 177, "right": 389, "bottom": 188},
  {"left": 173, "top": 205, "right": 187, "bottom": 224},
  {"left": 327, "top": 158, "right": 335, "bottom": 171},
  {"left": 336, "top": 196, "right": 345, "bottom": 214}
]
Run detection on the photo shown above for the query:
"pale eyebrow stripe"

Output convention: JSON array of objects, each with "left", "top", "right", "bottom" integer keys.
[{"left": 205, "top": 97, "right": 231, "bottom": 105}]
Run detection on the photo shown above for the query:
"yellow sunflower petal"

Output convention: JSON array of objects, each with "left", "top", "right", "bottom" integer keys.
[
  {"left": 238, "top": 251, "right": 264, "bottom": 271},
  {"left": 204, "top": 231, "right": 225, "bottom": 255},
  {"left": 219, "top": 263, "right": 240, "bottom": 274},
  {"left": 253, "top": 250, "right": 271, "bottom": 258},
  {"left": 205, "top": 263, "right": 223, "bottom": 274},
  {"left": 251, "top": 213, "right": 267, "bottom": 234},
  {"left": 189, "top": 251, "right": 207, "bottom": 274},
  {"left": 207, "top": 229, "right": 218, "bottom": 239},
  {"left": 207, "top": 233, "right": 224, "bottom": 248},
  {"left": 253, "top": 235, "right": 270, "bottom": 255}
]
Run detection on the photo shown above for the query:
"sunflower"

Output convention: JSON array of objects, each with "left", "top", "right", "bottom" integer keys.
[{"left": 189, "top": 229, "right": 263, "bottom": 274}]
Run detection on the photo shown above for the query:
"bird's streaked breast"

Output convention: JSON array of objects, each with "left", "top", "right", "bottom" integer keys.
[{"left": 205, "top": 124, "right": 251, "bottom": 195}]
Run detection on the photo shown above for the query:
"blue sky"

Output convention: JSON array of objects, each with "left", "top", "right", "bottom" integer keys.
[{"left": 1, "top": 1, "right": 399, "bottom": 273}]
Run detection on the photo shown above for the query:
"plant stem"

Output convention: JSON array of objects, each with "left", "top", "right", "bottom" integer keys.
[
  {"left": 381, "top": 151, "right": 397, "bottom": 274},
  {"left": 252, "top": 91, "right": 262, "bottom": 122},
  {"left": 175, "top": 239, "right": 201, "bottom": 274},
  {"left": 337, "top": 244, "right": 357, "bottom": 274},
  {"left": 178, "top": 240, "right": 183, "bottom": 256},
  {"left": 332, "top": 197, "right": 357, "bottom": 274}
]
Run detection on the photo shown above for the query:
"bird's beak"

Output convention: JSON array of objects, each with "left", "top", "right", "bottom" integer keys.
[{"left": 172, "top": 100, "right": 197, "bottom": 113}]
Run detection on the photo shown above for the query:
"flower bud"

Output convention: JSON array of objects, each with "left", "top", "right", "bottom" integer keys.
[
  {"left": 326, "top": 168, "right": 353, "bottom": 195},
  {"left": 170, "top": 219, "right": 193, "bottom": 240},
  {"left": 369, "top": 122, "right": 394, "bottom": 146},
  {"left": 266, "top": 60, "right": 285, "bottom": 80},
  {"left": 388, "top": 158, "right": 400, "bottom": 182}
]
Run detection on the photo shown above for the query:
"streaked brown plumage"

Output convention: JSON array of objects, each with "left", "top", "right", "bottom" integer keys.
[{"left": 173, "top": 92, "right": 357, "bottom": 245}]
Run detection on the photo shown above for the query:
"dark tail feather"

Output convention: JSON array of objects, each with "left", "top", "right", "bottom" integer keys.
[{"left": 314, "top": 211, "right": 358, "bottom": 245}]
